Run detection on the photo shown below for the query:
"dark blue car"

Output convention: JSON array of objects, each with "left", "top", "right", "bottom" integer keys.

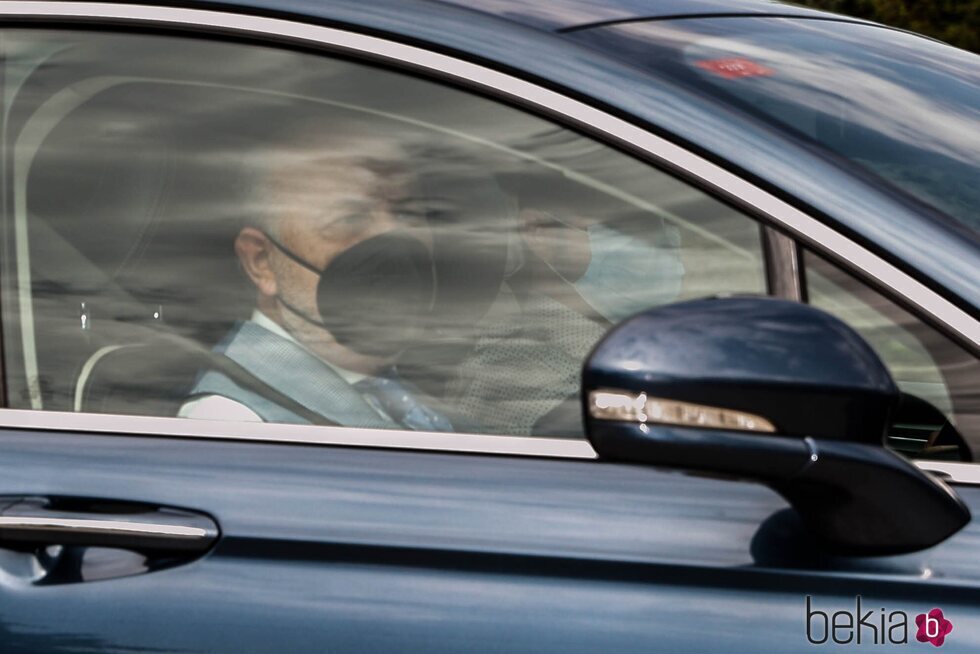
[{"left": 0, "top": 1, "right": 977, "bottom": 651}]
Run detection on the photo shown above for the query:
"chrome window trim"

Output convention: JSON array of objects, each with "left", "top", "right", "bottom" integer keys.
[
  {"left": 0, "top": 408, "right": 599, "bottom": 460},
  {"left": 0, "top": 3, "right": 974, "bottom": 485}
]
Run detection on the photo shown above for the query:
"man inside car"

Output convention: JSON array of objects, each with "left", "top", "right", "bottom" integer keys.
[{"left": 178, "top": 122, "right": 452, "bottom": 431}]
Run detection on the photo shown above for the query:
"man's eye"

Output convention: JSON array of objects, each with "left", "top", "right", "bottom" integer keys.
[
  {"left": 319, "top": 217, "right": 376, "bottom": 242},
  {"left": 319, "top": 214, "right": 359, "bottom": 230}
]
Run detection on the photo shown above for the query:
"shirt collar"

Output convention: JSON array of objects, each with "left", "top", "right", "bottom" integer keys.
[{"left": 251, "top": 309, "right": 368, "bottom": 385}]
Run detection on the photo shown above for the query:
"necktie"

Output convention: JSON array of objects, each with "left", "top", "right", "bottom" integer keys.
[{"left": 354, "top": 369, "right": 454, "bottom": 432}]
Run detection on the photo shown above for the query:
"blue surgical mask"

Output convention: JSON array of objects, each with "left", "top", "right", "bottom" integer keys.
[{"left": 573, "top": 223, "right": 684, "bottom": 322}]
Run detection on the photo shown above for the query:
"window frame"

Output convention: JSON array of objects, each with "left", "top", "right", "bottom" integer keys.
[{"left": 0, "top": 3, "right": 975, "bottom": 485}]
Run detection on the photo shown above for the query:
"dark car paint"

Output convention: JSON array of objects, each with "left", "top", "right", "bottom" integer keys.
[
  {"left": 2, "top": 431, "right": 980, "bottom": 653},
  {"left": 584, "top": 298, "right": 900, "bottom": 443},
  {"left": 431, "top": 0, "right": 846, "bottom": 32},
  {"left": 138, "top": 0, "right": 979, "bottom": 319},
  {"left": 0, "top": 2, "right": 978, "bottom": 653}
]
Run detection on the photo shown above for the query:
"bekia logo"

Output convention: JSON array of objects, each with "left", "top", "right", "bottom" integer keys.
[
  {"left": 916, "top": 609, "right": 953, "bottom": 647},
  {"left": 806, "top": 596, "right": 953, "bottom": 647}
]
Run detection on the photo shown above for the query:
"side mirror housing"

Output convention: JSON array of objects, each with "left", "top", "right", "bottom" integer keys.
[{"left": 583, "top": 297, "right": 969, "bottom": 555}]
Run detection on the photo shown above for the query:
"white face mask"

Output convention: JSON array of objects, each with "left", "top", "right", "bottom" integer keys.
[{"left": 573, "top": 223, "right": 685, "bottom": 322}]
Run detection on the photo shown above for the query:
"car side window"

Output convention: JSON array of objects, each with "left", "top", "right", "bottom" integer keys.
[
  {"left": 804, "top": 251, "right": 979, "bottom": 460},
  {"left": 0, "top": 29, "right": 767, "bottom": 437}
]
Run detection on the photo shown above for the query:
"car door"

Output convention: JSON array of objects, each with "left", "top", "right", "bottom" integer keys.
[{"left": 0, "top": 6, "right": 979, "bottom": 654}]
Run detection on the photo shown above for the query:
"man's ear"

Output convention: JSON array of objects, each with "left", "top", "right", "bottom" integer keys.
[{"left": 235, "top": 227, "right": 278, "bottom": 297}]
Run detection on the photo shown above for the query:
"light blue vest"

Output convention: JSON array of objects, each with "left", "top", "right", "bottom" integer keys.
[{"left": 189, "top": 321, "right": 398, "bottom": 428}]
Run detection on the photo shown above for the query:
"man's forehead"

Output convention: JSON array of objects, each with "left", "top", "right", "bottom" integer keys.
[
  {"left": 269, "top": 158, "right": 382, "bottom": 196},
  {"left": 276, "top": 152, "right": 380, "bottom": 176},
  {"left": 280, "top": 188, "right": 382, "bottom": 226}
]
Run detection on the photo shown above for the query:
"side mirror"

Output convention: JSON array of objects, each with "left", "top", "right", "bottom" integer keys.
[{"left": 582, "top": 297, "right": 970, "bottom": 555}]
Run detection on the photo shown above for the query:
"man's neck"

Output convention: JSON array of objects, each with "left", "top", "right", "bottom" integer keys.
[{"left": 250, "top": 305, "right": 374, "bottom": 384}]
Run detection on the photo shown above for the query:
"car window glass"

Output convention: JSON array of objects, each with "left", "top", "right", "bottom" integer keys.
[
  {"left": 0, "top": 29, "right": 766, "bottom": 438},
  {"left": 805, "top": 251, "right": 979, "bottom": 460}
]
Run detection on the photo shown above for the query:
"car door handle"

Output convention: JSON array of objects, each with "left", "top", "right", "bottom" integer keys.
[{"left": 0, "top": 497, "right": 219, "bottom": 553}]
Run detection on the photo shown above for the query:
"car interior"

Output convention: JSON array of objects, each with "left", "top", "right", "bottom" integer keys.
[{"left": 0, "top": 45, "right": 581, "bottom": 428}]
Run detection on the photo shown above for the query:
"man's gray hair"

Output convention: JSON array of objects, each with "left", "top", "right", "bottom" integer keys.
[{"left": 240, "top": 119, "right": 413, "bottom": 237}]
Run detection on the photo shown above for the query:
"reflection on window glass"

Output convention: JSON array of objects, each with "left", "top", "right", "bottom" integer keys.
[
  {"left": 1, "top": 30, "right": 766, "bottom": 438},
  {"left": 578, "top": 18, "right": 980, "bottom": 233},
  {"left": 805, "top": 251, "right": 979, "bottom": 460}
]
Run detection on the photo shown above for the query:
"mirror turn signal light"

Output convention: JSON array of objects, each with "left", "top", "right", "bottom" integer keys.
[{"left": 588, "top": 389, "right": 776, "bottom": 433}]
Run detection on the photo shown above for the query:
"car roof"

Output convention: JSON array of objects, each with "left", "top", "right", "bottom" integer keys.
[
  {"left": 148, "top": 0, "right": 853, "bottom": 33},
  {"left": 428, "top": 0, "right": 845, "bottom": 31}
]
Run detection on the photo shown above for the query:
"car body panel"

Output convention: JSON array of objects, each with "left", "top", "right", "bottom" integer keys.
[
  {"left": 430, "top": 0, "right": 848, "bottom": 32},
  {"left": 2, "top": 430, "right": 980, "bottom": 652},
  {"left": 144, "top": 0, "right": 863, "bottom": 33},
  {"left": 0, "top": 3, "right": 977, "bottom": 653}
]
